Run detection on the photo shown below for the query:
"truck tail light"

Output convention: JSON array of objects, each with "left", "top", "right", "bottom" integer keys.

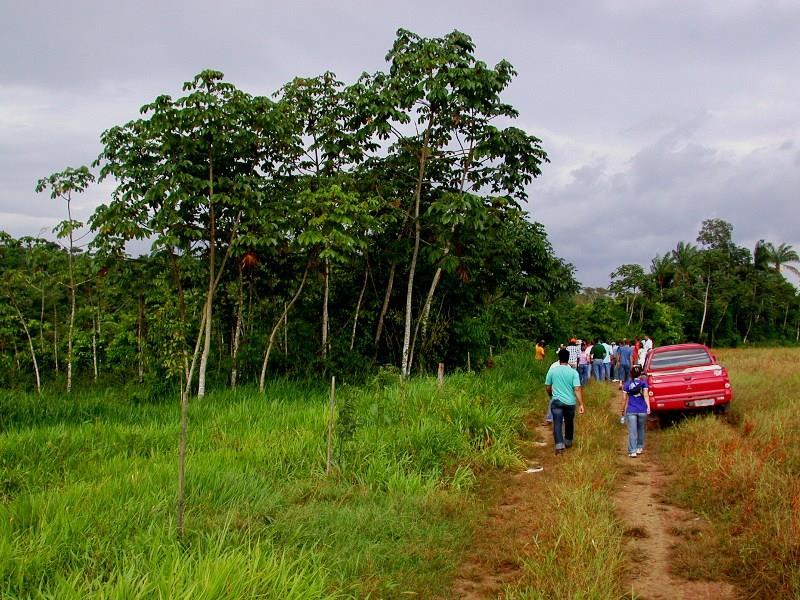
[
  {"left": 724, "top": 382, "right": 731, "bottom": 389},
  {"left": 648, "top": 390, "right": 654, "bottom": 397}
]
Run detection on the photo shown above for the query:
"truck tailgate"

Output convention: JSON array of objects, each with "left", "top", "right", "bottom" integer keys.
[{"left": 649, "top": 365, "right": 729, "bottom": 409}]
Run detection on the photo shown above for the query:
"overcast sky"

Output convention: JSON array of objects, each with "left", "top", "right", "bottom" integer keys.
[{"left": 2, "top": 0, "right": 798, "bottom": 287}]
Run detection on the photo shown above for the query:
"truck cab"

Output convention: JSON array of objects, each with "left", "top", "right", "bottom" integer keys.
[{"left": 643, "top": 343, "right": 732, "bottom": 420}]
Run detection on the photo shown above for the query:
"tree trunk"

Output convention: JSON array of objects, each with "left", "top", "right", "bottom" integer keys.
[
  {"left": 259, "top": 262, "right": 310, "bottom": 392},
  {"left": 39, "top": 285, "right": 45, "bottom": 356},
  {"left": 197, "top": 159, "right": 216, "bottom": 398},
  {"left": 53, "top": 303, "right": 59, "bottom": 375},
  {"left": 743, "top": 315, "right": 753, "bottom": 344},
  {"left": 67, "top": 279, "right": 75, "bottom": 392},
  {"left": 230, "top": 265, "right": 244, "bottom": 389},
  {"left": 283, "top": 303, "right": 288, "bottom": 356},
  {"left": 13, "top": 299, "right": 41, "bottom": 394},
  {"left": 137, "top": 294, "right": 144, "bottom": 383},
  {"left": 374, "top": 261, "right": 396, "bottom": 350},
  {"left": 350, "top": 260, "right": 369, "bottom": 351},
  {"left": 322, "top": 258, "right": 330, "bottom": 360},
  {"left": 400, "top": 121, "right": 433, "bottom": 378},
  {"left": 627, "top": 295, "right": 636, "bottom": 326},
  {"left": 91, "top": 311, "right": 98, "bottom": 383},
  {"left": 66, "top": 196, "right": 75, "bottom": 393},
  {"left": 699, "top": 274, "right": 711, "bottom": 340},
  {"left": 408, "top": 266, "right": 443, "bottom": 373}
]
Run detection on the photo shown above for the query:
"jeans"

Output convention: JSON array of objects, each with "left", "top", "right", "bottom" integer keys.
[
  {"left": 603, "top": 362, "right": 611, "bottom": 380},
  {"left": 578, "top": 364, "right": 590, "bottom": 386},
  {"left": 626, "top": 412, "right": 647, "bottom": 454},
  {"left": 618, "top": 363, "right": 631, "bottom": 384},
  {"left": 592, "top": 359, "right": 604, "bottom": 381},
  {"left": 551, "top": 400, "right": 576, "bottom": 450}
]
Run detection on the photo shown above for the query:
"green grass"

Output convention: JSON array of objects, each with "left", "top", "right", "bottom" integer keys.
[
  {"left": 660, "top": 348, "right": 800, "bottom": 599},
  {"left": 0, "top": 347, "right": 545, "bottom": 598}
]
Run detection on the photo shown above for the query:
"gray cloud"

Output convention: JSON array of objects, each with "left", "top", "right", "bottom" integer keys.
[{"left": 2, "top": 0, "right": 798, "bottom": 286}]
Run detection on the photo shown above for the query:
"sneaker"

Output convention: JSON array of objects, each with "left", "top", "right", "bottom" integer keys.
[
  {"left": 628, "top": 453, "right": 637, "bottom": 458},
  {"left": 636, "top": 448, "right": 643, "bottom": 455}
]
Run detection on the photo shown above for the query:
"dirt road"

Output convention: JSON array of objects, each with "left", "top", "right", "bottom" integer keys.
[{"left": 449, "top": 393, "right": 741, "bottom": 599}]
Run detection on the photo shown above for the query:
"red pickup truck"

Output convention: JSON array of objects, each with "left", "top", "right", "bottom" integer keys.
[{"left": 643, "top": 343, "right": 732, "bottom": 422}]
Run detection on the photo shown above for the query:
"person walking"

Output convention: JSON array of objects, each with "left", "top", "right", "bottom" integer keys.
[
  {"left": 610, "top": 340, "right": 619, "bottom": 381},
  {"left": 602, "top": 339, "right": 613, "bottom": 381},
  {"left": 638, "top": 334, "right": 653, "bottom": 367},
  {"left": 620, "top": 364, "right": 650, "bottom": 457},
  {"left": 545, "top": 348, "right": 585, "bottom": 455},
  {"left": 590, "top": 338, "right": 606, "bottom": 382},
  {"left": 535, "top": 340, "right": 546, "bottom": 361},
  {"left": 578, "top": 341, "right": 591, "bottom": 386},
  {"left": 566, "top": 338, "right": 580, "bottom": 369},
  {"left": 616, "top": 339, "right": 633, "bottom": 385},
  {"left": 543, "top": 356, "right": 560, "bottom": 426}
]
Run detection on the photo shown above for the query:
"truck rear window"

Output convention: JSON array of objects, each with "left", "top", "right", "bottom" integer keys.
[{"left": 649, "top": 348, "right": 712, "bottom": 370}]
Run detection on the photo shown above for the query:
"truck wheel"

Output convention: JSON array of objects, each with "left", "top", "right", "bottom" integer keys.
[{"left": 713, "top": 404, "right": 729, "bottom": 416}]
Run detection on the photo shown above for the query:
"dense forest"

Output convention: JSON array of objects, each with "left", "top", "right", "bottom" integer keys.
[
  {"left": 1, "top": 30, "right": 577, "bottom": 395},
  {"left": 571, "top": 218, "right": 800, "bottom": 347},
  {"left": 2, "top": 30, "right": 798, "bottom": 398}
]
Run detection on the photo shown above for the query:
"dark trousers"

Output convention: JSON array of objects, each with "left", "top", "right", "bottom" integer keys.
[{"left": 550, "top": 400, "right": 576, "bottom": 450}]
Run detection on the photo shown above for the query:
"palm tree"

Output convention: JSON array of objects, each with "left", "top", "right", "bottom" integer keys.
[
  {"left": 763, "top": 242, "right": 800, "bottom": 278},
  {"left": 650, "top": 254, "right": 675, "bottom": 298},
  {"left": 671, "top": 241, "right": 698, "bottom": 284}
]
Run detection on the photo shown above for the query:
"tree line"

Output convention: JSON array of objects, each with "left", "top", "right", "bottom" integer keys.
[
  {"left": 1, "top": 29, "right": 578, "bottom": 396},
  {"left": 571, "top": 218, "right": 800, "bottom": 346}
]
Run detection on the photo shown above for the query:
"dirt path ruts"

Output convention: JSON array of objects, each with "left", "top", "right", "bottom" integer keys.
[
  {"left": 448, "top": 394, "right": 743, "bottom": 599},
  {"left": 613, "top": 423, "right": 740, "bottom": 600},
  {"left": 448, "top": 412, "right": 553, "bottom": 599}
]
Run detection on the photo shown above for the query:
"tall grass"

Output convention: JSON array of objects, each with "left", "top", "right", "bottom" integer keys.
[
  {"left": 660, "top": 348, "right": 800, "bottom": 598},
  {"left": 0, "top": 347, "right": 543, "bottom": 598}
]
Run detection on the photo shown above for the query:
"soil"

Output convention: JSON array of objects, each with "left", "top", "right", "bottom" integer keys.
[
  {"left": 447, "top": 400, "right": 743, "bottom": 599},
  {"left": 613, "top": 429, "right": 740, "bottom": 600}
]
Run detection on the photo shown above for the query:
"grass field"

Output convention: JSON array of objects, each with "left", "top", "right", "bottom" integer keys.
[
  {"left": 2, "top": 347, "right": 797, "bottom": 598},
  {"left": 0, "top": 349, "right": 543, "bottom": 598},
  {"left": 661, "top": 347, "right": 800, "bottom": 598}
]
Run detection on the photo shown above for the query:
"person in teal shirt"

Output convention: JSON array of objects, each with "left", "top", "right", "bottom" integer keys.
[{"left": 545, "top": 348, "right": 585, "bottom": 454}]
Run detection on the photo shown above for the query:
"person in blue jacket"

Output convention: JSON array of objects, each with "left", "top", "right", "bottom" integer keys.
[{"left": 620, "top": 364, "right": 650, "bottom": 457}]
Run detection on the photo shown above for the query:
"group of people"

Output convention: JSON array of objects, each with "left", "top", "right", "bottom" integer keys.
[
  {"left": 536, "top": 336, "right": 653, "bottom": 387},
  {"left": 536, "top": 335, "right": 654, "bottom": 458}
]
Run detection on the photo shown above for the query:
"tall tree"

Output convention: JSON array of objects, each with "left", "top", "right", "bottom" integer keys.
[
  {"left": 763, "top": 242, "right": 800, "bottom": 278},
  {"left": 355, "top": 29, "right": 548, "bottom": 376},
  {"left": 92, "top": 70, "right": 293, "bottom": 536},
  {"left": 36, "top": 166, "right": 94, "bottom": 392}
]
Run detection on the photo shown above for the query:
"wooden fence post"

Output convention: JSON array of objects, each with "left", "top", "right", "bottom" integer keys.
[{"left": 437, "top": 363, "right": 445, "bottom": 390}]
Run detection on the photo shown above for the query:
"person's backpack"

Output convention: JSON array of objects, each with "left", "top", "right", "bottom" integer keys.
[{"left": 627, "top": 380, "right": 644, "bottom": 396}]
